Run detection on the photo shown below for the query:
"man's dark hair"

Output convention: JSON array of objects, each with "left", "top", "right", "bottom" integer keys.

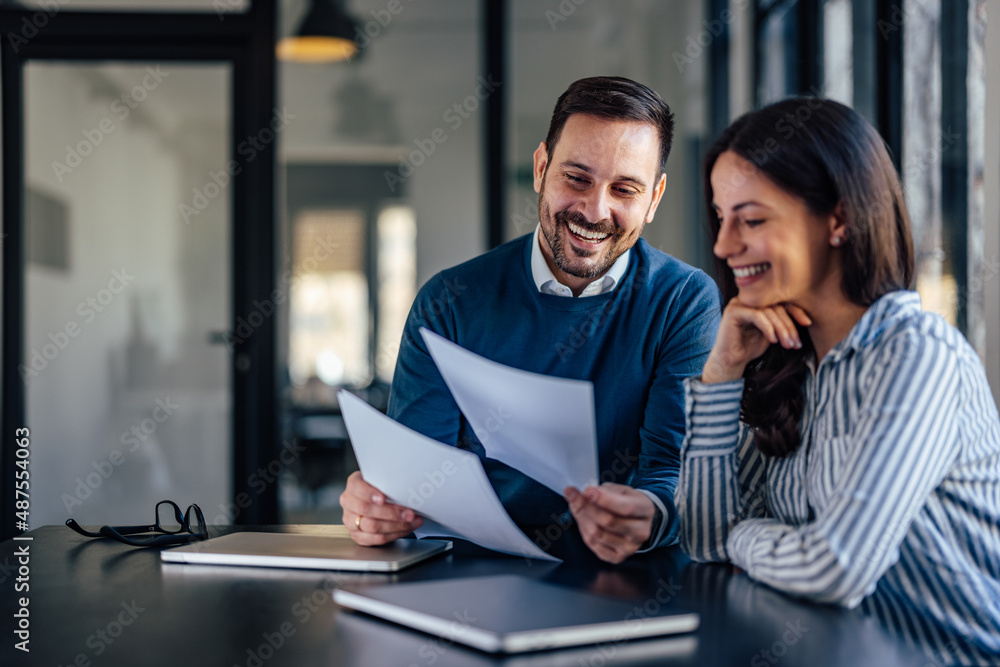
[{"left": 545, "top": 76, "right": 675, "bottom": 176}]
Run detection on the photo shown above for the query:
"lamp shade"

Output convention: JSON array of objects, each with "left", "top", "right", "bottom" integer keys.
[{"left": 277, "top": 0, "right": 361, "bottom": 63}]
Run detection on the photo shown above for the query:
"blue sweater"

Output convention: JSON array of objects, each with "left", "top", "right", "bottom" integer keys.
[{"left": 388, "top": 234, "right": 720, "bottom": 548}]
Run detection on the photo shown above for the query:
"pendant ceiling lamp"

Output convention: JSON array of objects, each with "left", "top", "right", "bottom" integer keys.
[{"left": 277, "top": 0, "right": 361, "bottom": 63}]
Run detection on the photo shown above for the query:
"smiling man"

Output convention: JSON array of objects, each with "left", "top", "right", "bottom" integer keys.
[{"left": 340, "top": 76, "right": 721, "bottom": 563}]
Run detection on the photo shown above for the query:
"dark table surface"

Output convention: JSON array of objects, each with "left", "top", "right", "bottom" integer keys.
[{"left": 1, "top": 524, "right": 937, "bottom": 667}]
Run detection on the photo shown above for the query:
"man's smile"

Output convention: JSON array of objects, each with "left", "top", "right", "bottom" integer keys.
[{"left": 567, "top": 220, "right": 611, "bottom": 244}]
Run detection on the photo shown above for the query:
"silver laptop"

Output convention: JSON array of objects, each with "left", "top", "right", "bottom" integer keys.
[
  {"left": 336, "top": 605, "right": 698, "bottom": 666},
  {"left": 160, "top": 532, "right": 452, "bottom": 572},
  {"left": 333, "top": 574, "right": 699, "bottom": 654}
]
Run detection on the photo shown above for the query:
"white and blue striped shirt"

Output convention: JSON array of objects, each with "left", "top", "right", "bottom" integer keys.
[{"left": 676, "top": 290, "right": 1000, "bottom": 660}]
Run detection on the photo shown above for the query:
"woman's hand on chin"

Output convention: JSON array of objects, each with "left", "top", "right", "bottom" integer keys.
[{"left": 701, "top": 298, "right": 813, "bottom": 384}]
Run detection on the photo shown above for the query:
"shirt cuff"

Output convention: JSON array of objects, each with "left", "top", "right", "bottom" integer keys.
[
  {"left": 635, "top": 489, "right": 669, "bottom": 553},
  {"left": 682, "top": 376, "right": 745, "bottom": 457}
]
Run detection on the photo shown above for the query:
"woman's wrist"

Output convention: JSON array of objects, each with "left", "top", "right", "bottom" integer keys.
[{"left": 701, "top": 354, "right": 746, "bottom": 384}]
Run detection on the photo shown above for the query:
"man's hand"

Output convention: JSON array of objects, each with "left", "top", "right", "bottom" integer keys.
[
  {"left": 564, "top": 483, "right": 657, "bottom": 564},
  {"left": 339, "top": 471, "right": 423, "bottom": 546}
]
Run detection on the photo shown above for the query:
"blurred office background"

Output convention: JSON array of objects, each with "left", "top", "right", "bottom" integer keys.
[{"left": 1, "top": 0, "right": 997, "bottom": 535}]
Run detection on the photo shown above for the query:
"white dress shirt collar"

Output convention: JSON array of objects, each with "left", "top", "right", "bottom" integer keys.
[{"left": 529, "top": 225, "right": 630, "bottom": 298}]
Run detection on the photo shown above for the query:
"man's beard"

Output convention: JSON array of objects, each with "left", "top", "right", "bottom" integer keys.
[{"left": 539, "top": 197, "right": 641, "bottom": 280}]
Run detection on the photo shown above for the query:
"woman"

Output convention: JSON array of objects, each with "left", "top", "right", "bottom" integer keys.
[{"left": 676, "top": 98, "right": 1000, "bottom": 660}]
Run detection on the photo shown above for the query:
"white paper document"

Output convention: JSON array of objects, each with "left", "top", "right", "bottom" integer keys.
[
  {"left": 420, "top": 327, "right": 599, "bottom": 495},
  {"left": 338, "top": 391, "right": 559, "bottom": 562}
]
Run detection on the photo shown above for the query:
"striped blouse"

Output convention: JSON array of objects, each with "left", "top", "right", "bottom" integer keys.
[{"left": 676, "top": 290, "right": 1000, "bottom": 661}]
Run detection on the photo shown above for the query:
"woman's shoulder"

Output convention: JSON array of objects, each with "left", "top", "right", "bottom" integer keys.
[
  {"left": 845, "top": 291, "right": 988, "bottom": 399},
  {"left": 859, "top": 290, "right": 973, "bottom": 359}
]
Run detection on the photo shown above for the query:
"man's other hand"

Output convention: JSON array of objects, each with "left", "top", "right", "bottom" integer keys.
[
  {"left": 339, "top": 471, "right": 423, "bottom": 546},
  {"left": 565, "top": 483, "right": 656, "bottom": 564}
]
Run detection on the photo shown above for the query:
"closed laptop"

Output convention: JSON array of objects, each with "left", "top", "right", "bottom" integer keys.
[
  {"left": 333, "top": 574, "right": 699, "bottom": 653},
  {"left": 160, "top": 532, "right": 452, "bottom": 572}
]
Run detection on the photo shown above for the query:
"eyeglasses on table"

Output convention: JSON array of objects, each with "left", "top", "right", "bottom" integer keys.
[{"left": 66, "top": 500, "right": 208, "bottom": 547}]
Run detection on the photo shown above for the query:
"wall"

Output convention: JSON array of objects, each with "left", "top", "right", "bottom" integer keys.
[{"left": 279, "top": 0, "right": 484, "bottom": 288}]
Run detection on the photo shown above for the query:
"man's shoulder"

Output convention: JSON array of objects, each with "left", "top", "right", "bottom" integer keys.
[
  {"left": 630, "top": 241, "right": 720, "bottom": 351},
  {"left": 432, "top": 233, "right": 530, "bottom": 283},
  {"left": 632, "top": 239, "right": 718, "bottom": 297},
  {"left": 413, "top": 234, "right": 530, "bottom": 309}
]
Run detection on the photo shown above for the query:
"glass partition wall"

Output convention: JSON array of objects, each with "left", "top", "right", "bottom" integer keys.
[
  {"left": 1, "top": 2, "right": 277, "bottom": 540},
  {"left": 277, "top": 0, "right": 482, "bottom": 522},
  {"left": 23, "top": 62, "right": 233, "bottom": 526}
]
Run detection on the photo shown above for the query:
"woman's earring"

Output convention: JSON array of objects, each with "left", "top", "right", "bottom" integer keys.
[{"left": 831, "top": 236, "right": 843, "bottom": 247}]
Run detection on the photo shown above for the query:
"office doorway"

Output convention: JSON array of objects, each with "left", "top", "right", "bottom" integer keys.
[
  {"left": 20, "top": 61, "right": 234, "bottom": 527},
  {"left": 0, "top": 3, "right": 279, "bottom": 538}
]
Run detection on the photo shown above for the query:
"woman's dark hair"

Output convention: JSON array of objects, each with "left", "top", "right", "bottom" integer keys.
[
  {"left": 704, "top": 98, "right": 914, "bottom": 457},
  {"left": 545, "top": 76, "right": 675, "bottom": 177}
]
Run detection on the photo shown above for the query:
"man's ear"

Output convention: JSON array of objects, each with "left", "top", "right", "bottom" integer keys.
[
  {"left": 532, "top": 142, "right": 549, "bottom": 194},
  {"left": 645, "top": 173, "right": 668, "bottom": 224}
]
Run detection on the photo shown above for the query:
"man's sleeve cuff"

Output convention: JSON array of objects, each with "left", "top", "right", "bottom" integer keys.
[{"left": 635, "top": 490, "right": 669, "bottom": 553}]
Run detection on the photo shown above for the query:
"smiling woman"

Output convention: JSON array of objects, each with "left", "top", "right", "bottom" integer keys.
[
  {"left": 676, "top": 98, "right": 1000, "bottom": 661},
  {"left": 710, "top": 150, "right": 847, "bottom": 316},
  {"left": 702, "top": 98, "right": 912, "bottom": 454}
]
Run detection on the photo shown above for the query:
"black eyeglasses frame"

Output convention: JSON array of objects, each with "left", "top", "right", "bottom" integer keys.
[{"left": 66, "top": 500, "right": 208, "bottom": 547}]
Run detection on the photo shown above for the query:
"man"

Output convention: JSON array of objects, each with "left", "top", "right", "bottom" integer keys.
[{"left": 340, "top": 76, "right": 720, "bottom": 563}]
